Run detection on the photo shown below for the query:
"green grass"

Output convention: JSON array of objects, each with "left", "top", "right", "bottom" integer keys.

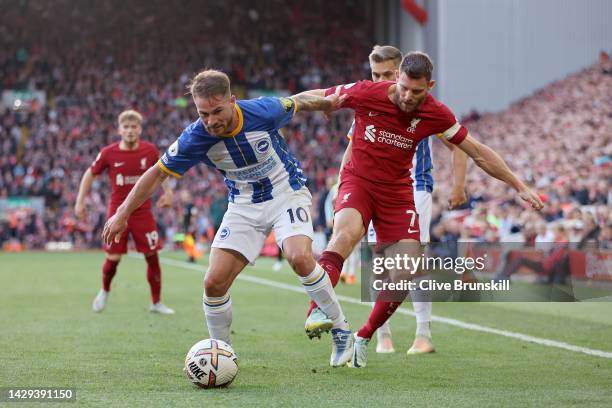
[{"left": 1, "top": 251, "right": 611, "bottom": 407}]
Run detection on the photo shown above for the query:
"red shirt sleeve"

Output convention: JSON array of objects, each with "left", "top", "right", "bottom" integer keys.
[
  {"left": 149, "top": 144, "right": 159, "bottom": 163},
  {"left": 90, "top": 149, "right": 107, "bottom": 175},
  {"left": 437, "top": 104, "right": 468, "bottom": 145},
  {"left": 324, "top": 80, "right": 372, "bottom": 110}
]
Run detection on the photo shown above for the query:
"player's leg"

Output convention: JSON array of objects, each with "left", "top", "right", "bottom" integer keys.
[
  {"left": 283, "top": 235, "right": 354, "bottom": 366},
  {"left": 306, "top": 176, "right": 373, "bottom": 317},
  {"left": 205, "top": 203, "right": 266, "bottom": 345},
  {"left": 273, "top": 188, "right": 353, "bottom": 366},
  {"left": 203, "top": 247, "right": 249, "bottom": 345},
  {"left": 368, "top": 222, "right": 395, "bottom": 353},
  {"left": 341, "top": 244, "right": 359, "bottom": 284},
  {"left": 273, "top": 246, "right": 283, "bottom": 271},
  {"left": 408, "top": 190, "right": 435, "bottom": 354},
  {"left": 352, "top": 238, "right": 420, "bottom": 368},
  {"left": 130, "top": 212, "right": 174, "bottom": 314},
  {"left": 93, "top": 226, "right": 127, "bottom": 312}
]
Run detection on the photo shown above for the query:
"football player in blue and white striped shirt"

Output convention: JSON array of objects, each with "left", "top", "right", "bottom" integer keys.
[{"left": 102, "top": 69, "right": 355, "bottom": 367}]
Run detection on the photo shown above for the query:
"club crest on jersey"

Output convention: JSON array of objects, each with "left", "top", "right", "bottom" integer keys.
[
  {"left": 140, "top": 157, "right": 147, "bottom": 169},
  {"left": 219, "top": 227, "right": 230, "bottom": 240},
  {"left": 407, "top": 118, "right": 421, "bottom": 133},
  {"left": 255, "top": 139, "right": 270, "bottom": 154},
  {"left": 279, "top": 97, "right": 294, "bottom": 112},
  {"left": 341, "top": 193, "right": 351, "bottom": 204}
]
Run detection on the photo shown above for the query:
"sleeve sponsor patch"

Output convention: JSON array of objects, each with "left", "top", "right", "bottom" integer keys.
[
  {"left": 280, "top": 97, "right": 295, "bottom": 112},
  {"left": 168, "top": 140, "right": 179, "bottom": 157}
]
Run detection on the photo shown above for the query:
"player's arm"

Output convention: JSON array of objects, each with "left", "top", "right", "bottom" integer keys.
[
  {"left": 102, "top": 165, "right": 168, "bottom": 244},
  {"left": 290, "top": 87, "right": 346, "bottom": 113},
  {"left": 300, "top": 89, "right": 326, "bottom": 97},
  {"left": 436, "top": 134, "right": 468, "bottom": 209},
  {"left": 156, "top": 176, "right": 174, "bottom": 208},
  {"left": 74, "top": 168, "right": 96, "bottom": 219},
  {"left": 456, "top": 133, "right": 543, "bottom": 210}
]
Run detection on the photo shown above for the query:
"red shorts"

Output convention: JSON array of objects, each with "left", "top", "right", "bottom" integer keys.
[
  {"left": 104, "top": 208, "right": 161, "bottom": 254},
  {"left": 335, "top": 172, "right": 420, "bottom": 244}
]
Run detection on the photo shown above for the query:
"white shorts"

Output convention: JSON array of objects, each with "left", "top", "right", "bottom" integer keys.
[
  {"left": 367, "top": 190, "right": 432, "bottom": 244},
  {"left": 212, "top": 187, "right": 314, "bottom": 263}
]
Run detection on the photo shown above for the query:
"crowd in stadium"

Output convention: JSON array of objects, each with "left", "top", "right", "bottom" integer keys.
[{"left": 0, "top": 0, "right": 610, "bottom": 251}]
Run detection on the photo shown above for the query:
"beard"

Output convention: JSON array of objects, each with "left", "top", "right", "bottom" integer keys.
[{"left": 394, "top": 92, "right": 426, "bottom": 113}]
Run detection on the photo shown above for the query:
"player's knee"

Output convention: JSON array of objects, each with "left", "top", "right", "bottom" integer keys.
[
  {"left": 106, "top": 253, "right": 121, "bottom": 262},
  {"left": 204, "top": 273, "right": 229, "bottom": 297},
  {"left": 285, "top": 251, "right": 312, "bottom": 274},
  {"left": 331, "top": 228, "right": 360, "bottom": 250}
]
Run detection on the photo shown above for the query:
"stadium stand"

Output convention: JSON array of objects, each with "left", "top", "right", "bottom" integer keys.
[{"left": 0, "top": 0, "right": 609, "bottom": 253}]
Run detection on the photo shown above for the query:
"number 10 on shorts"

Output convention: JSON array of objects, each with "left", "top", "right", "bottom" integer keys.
[{"left": 287, "top": 207, "right": 309, "bottom": 224}]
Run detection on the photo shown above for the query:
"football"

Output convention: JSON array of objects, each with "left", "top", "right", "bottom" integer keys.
[{"left": 184, "top": 339, "right": 238, "bottom": 388}]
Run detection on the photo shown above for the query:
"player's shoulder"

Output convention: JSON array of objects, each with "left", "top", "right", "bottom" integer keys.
[
  {"left": 420, "top": 94, "right": 454, "bottom": 117},
  {"left": 181, "top": 118, "right": 208, "bottom": 141},
  {"left": 99, "top": 142, "right": 120, "bottom": 155},
  {"left": 238, "top": 96, "right": 286, "bottom": 114}
]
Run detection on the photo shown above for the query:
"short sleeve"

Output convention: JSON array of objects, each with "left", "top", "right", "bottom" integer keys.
[
  {"left": 437, "top": 104, "right": 468, "bottom": 145},
  {"left": 149, "top": 144, "right": 159, "bottom": 163},
  {"left": 324, "top": 81, "right": 370, "bottom": 110},
  {"left": 90, "top": 150, "right": 107, "bottom": 175},
  {"left": 256, "top": 96, "right": 297, "bottom": 129},
  {"left": 157, "top": 130, "right": 201, "bottom": 178}
]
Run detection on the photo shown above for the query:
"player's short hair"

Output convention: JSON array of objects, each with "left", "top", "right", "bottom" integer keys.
[
  {"left": 117, "top": 110, "right": 143, "bottom": 125},
  {"left": 400, "top": 51, "right": 433, "bottom": 81},
  {"left": 189, "top": 69, "right": 231, "bottom": 99},
  {"left": 369, "top": 45, "right": 403, "bottom": 66}
]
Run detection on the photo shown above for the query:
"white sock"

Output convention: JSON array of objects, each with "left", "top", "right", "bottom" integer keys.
[
  {"left": 413, "top": 300, "right": 432, "bottom": 338},
  {"left": 300, "top": 264, "right": 348, "bottom": 330},
  {"left": 203, "top": 293, "right": 233, "bottom": 345},
  {"left": 411, "top": 274, "right": 432, "bottom": 338}
]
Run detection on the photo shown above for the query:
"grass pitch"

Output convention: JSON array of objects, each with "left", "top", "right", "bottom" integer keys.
[{"left": 1, "top": 251, "right": 611, "bottom": 407}]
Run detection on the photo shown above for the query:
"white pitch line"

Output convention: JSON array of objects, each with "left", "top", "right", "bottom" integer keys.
[{"left": 152, "top": 255, "right": 612, "bottom": 360}]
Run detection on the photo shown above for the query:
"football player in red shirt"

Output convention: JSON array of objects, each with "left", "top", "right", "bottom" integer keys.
[
  {"left": 75, "top": 110, "right": 175, "bottom": 314},
  {"left": 309, "top": 51, "right": 543, "bottom": 367}
]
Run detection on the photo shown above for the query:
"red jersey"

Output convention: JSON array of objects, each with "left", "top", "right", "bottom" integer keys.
[
  {"left": 326, "top": 80, "right": 467, "bottom": 187},
  {"left": 90, "top": 141, "right": 159, "bottom": 212}
]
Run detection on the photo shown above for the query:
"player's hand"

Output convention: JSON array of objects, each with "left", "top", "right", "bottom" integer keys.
[
  {"left": 102, "top": 212, "right": 128, "bottom": 245},
  {"left": 157, "top": 192, "right": 173, "bottom": 209},
  {"left": 75, "top": 202, "right": 87, "bottom": 219},
  {"left": 518, "top": 189, "right": 544, "bottom": 210},
  {"left": 448, "top": 188, "right": 467, "bottom": 210},
  {"left": 324, "top": 88, "right": 348, "bottom": 119}
]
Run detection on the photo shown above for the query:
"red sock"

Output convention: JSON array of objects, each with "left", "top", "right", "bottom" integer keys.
[
  {"left": 145, "top": 253, "right": 161, "bottom": 304},
  {"left": 102, "top": 259, "right": 119, "bottom": 292},
  {"left": 307, "top": 251, "right": 345, "bottom": 316},
  {"left": 356, "top": 290, "right": 409, "bottom": 339}
]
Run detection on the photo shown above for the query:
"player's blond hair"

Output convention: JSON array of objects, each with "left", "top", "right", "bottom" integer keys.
[
  {"left": 189, "top": 69, "right": 231, "bottom": 99},
  {"left": 117, "top": 110, "right": 143, "bottom": 125},
  {"left": 369, "top": 45, "right": 403, "bottom": 67}
]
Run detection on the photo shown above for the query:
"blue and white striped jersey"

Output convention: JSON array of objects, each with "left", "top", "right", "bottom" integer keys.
[
  {"left": 347, "top": 120, "right": 433, "bottom": 192},
  {"left": 158, "top": 97, "right": 307, "bottom": 204}
]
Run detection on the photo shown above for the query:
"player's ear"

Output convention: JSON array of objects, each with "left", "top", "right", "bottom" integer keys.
[
  {"left": 230, "top": 94, "right": 237, "bottom": 104},
  {"left": 393, "top": 69, "right": 400, "bottom": 80},
  {"left": 428, "top": 79, "right": 436, "bottom": 90}
]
